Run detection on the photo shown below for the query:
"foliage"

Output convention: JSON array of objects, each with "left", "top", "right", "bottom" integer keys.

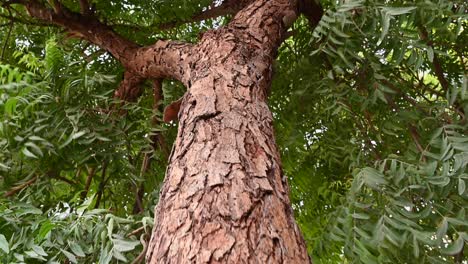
[
  {"left": 0, "top": 195, "right": 151, "bottom": 263},
  {"left": 0, "top": 43, "right": 170, "bottom": 263},
  {"left": 271, "top": 0, "right": 467, "bottom": 262},
  {"left": 1, "top": 0, "right": 467, "bottom": 263}
]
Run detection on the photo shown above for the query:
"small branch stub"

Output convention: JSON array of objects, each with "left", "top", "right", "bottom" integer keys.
[{"left": 163, "top": 97, "right": 183, "bottom": 123}]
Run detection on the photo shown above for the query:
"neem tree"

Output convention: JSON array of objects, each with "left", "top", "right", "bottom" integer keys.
[{"left": 0, "top": 0, "right": 466, "bottom": 263}]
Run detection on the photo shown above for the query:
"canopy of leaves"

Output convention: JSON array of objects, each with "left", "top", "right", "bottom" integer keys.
[{"left": 0, "top": 0, "right": 467, "bottom": 263}]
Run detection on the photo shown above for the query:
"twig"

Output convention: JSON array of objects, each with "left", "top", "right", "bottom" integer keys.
[
  {"left": 127, "top": 226, "right": 146, "bottom": 238},
  {"left": 418, "top": 26, "right": 450, "bottom": 93},
  {"left": 131, "top": 79, "right": 165, "bottom": 214},
  {"left": 81, "top": 167, "right": 95, "bottom": 200},
  {"left": 0, "top": 7, "right": 14, "bottom": 62},
  {"left": 408, "top": 125, "right": 427, "bottom": 162},
  {"left": 131, "top": 234, "right": 149, "bottom": 264},
  {"left": 94, "top": 161, "right": 108, "bottom": 208},
  {"left": 52, "top": 175, "right": 77, "bottom": 185},
  {"left": 4, "top": 176, "right": 38, "bottom": 197}
]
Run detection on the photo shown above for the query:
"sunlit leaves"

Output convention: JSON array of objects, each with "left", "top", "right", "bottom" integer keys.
[{"left": 0, "top": 196, "right": 152, "bottom": 263}]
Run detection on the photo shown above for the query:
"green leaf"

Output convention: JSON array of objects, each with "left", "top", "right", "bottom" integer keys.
[
  {"left": 412, "top": 235, "right": 419, "bottom": 258},
  {"left": 59, "top": 134, "right": 74, "bottom": 149},
  {"left": 31, "top": 244, "right": 48, "bottom": 257},
  {"left": 69, "top": 242, "right": 86, "bottom": 257},
  {"left": 37, "top": 220, "right": 54, "bottom": 241},
  {"left": 96, "top": 135, "right": 111, "bottom": 142},
  {"left": 428, "top": 176, "right": 450, "bottom": 187},
  {"left": 22, "top": 147, "right": 38, "bottom": 159},
  {"left": 447, "top": 217, "right": 468, "bottom": 227},
  {"left": 377, "top": 14, "right": 391, "bottom": 46},
  {"left": 441, "top": 235, "right": 464, "bottom": 255},
  {"left": 107, "top": 218, "right": 114, "bottom": 239},
  {"left": 436, "top": 218, "right": 448, "bottom": 241},
  {"left": 359, "top": 167, "right": 387, "bottom": 190},
  {"left": 25, "top": 142, "right": 43, "bottom": 157},
  {"left": 25, "top": 250, "right": 46, "bottom": 261},
  {"left": 13, "top": 253, "right": 24, "bottom": 261},
  {"left": 5, "top": 97, "right": 18, "bottom": 116},
  {"left": 0, "top": 162, "right": 10, "bottom": 171},
  {"left": 0, "top": 234, "right": 9, "bottom": 254},
  {"left": 77, "top": 194, "right": 95, "bottom": 215},
  {"left": 112, "top": 238, "right": 140, "bottom": 252},
  {"left": 426, "top": 47, "right": 434, "bottom": 62},
  {"left": 458, "top": 178, "right": 466, "bottom": 195},
  {"left": 112, "top": 248, "right": 128, "bottom": 262},
  {"left": 17, "top": 205, "right": 42, "bottom": 216},
  {"left": 61, "top": 249, "right": 78, "bottom": 264},
  {"left": 99, "top": 244, "right": 113, "bottom": 264},
  {"left": 72, "top": 130, "right": 86, "bottom": 140},
  {"left": 29, "top": 135, "right": 45, "bottom": 141},
  {"left": 352, "top": 213, "right": 370, "bottom": 220},
  {"left": 381, "top": 6, "right": 417, "bottom": 16}
]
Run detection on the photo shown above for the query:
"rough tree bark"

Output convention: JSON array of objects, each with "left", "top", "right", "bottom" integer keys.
[
  {"left": 6, "top": 0, "right": 323, "bottom": 262},
  {"left": 145, "top": 1, "right": 319, "bottom": 262}
]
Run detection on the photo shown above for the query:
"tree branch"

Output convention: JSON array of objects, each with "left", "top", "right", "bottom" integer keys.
[
  {"left": 4, "top": 176, "right": 37, "bottom": 197},
  {"left": 229, "top": 0, "right": 323, "bottom": 56},
  {"left": 408, "top": 125, "right": 427, "bottom": 162},
  {"left": 94, "top": 161, "right": 108, "bottom": 208},
  {"left": 131, "top": 234, "right": 149, "bottom": 264},
  {"left": 298, "top": 0, "right": 324, "bottom": 28},
  {"left": 127, "top": 41, "right": 193, "bottom": 81},
  {"left": 1, "top": 0, "right": 196, "bottom": 105},
  {"left": 0, "top": 7, "right": 14, "bottom": 61},
  {"left": 114, "top": 71, "right": 146, "bottom": 101},
  {"left": 131, "top": 79, "right": 166, "bottom": 215},
  {"left": 80, "top": 167, "right": 95, "bottom": 200},
  {"left": 418, "top": 26, "right": 450, "bottom": 93},
  {"left": 12, "top": 0, "right": 139, "bottom": 65},
  {"left": 78, "top": 0, "right": 90, "bottom": 15}
]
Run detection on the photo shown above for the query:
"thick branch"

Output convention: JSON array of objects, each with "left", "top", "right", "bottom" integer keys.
[
  {"left": 229, "top": 0, "right": 323, "bottom": 56},
  {"left": 1, "top": 1, "right": 195, "bottom": 84},
  {"left": 128, "top": 41, "right": 193, "bottom": 80},
  {"left": 0, "top": 12, "right": 50, "bottom": 26},
  {"left": 11, "top": 0, "right": 139, "bottom": 65},
  {"left": 114, "top": 71, "right": 145, "bottom": 101}
]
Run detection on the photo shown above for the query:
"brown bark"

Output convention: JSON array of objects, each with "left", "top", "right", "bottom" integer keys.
[
  {"left": 146, "top": 0, "right": 313, "bottom": 263},
  {"left": 81, "top": 167, "right": 95, "bottom": 200}
]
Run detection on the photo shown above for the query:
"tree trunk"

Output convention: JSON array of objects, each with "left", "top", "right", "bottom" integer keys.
[{"left": 146, "top": 1, "right": 310, "bottom": 263}]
